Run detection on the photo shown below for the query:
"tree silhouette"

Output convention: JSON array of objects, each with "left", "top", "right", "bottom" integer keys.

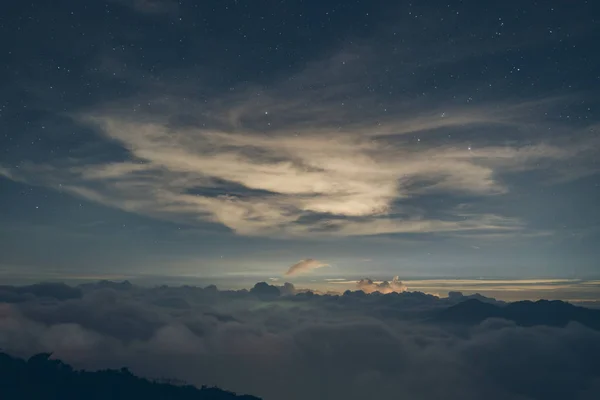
[{"left": 0, "top": 352, "right": 261, "bottom": 400}]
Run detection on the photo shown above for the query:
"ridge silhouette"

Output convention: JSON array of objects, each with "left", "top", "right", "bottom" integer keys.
[
  {"left": 0, "top": 352, "right": 261, "bottom": 400},
  {"left": 437, "top": 298, "right": 600, "bottom": 330}
]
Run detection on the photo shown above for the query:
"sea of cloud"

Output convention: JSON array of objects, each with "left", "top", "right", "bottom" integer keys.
[{"left": 1, "top": 281, "right": 600, "bottom": 400}]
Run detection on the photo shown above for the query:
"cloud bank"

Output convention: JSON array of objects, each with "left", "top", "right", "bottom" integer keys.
[{"left": 1, "top": 281, "right": 600, "bottom": 400}]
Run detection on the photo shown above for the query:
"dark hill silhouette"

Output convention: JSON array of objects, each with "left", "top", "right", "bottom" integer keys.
[
  {"left": 0, "top": 282, "right": 82, "bottom": 302},
  {"left": 0, "top": 352, "right": 261, "bottom": 400},
  {"left": 437, "top": 299, "right": 600, "bottom": 330},
  {"left": 447, "top": 291, "right": 504, "bottom": 305}
]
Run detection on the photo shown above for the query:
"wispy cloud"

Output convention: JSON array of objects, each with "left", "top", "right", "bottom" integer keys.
[
  {"left": 1, "top": 41, "right": 597, "bottom": 239},
  {"left": 285, "top": 259, "right": 329, "bottom": 276}
]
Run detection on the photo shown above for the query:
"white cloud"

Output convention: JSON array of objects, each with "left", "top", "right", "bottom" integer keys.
[
  {"left": 357, "top": 276, "right": 407, "bottom": 294},
  {"left": 1, "top": 107, "right": 587, "bottom": 237},
  {"left": 1, "top": 47, "right": 596, "bottom": 239},
  {"left": 285, "top": 259, "right": 329, "bottom": 276}
]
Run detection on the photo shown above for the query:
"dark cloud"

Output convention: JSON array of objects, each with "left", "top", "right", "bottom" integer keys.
[
  {"left": 0, "top": 283, "right": 82, "bottom": 303},
  {"left": 249, "top": 282, "right": 281, "bottom": 300},
  {"left": 17, "top": 288, "right": 166, "bottom": 341},
  {"left": 1, "top": 281, "right": 600, "bottom": 399}
]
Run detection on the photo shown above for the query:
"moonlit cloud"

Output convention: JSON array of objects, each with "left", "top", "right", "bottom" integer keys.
[
  {"left": 285, "top": 259, "right": 329, "bottom": 276},
  {"left": 0, "top": 2, "right": 598, "bottom": 249},
  {"left": 356, "top": 276, "right": 407, "bottom": 294},
  {"left": 1, "top": 90, "right": 594, "bottom": 239}
]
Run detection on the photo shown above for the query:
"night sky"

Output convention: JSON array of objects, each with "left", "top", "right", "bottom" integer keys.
[{"left": 1, "top": 0, "right": 600, "bottom": 293}]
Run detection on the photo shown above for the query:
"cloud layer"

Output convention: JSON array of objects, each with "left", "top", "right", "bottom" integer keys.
[{"left": 2, "top": 282, "right": 600, "bottom": 400}]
